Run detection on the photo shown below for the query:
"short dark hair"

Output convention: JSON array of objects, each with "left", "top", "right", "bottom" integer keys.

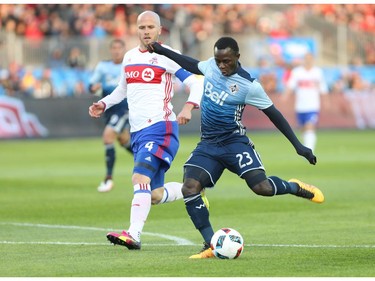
[{"left": 214, "top": 37, "right": 239, "bottom": 54}]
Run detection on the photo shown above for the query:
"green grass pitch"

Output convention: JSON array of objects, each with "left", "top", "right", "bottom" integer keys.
[{"left": 0, "top": 130, "right": 374, "bottom": 277}]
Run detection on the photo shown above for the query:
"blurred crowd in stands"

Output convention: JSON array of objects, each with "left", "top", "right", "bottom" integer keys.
[
  {"left": 1, "top": 4, "right": 374, "bottom": 43},
  {"left": 0, "top": 3, "right": 374, "bottom": 102}
]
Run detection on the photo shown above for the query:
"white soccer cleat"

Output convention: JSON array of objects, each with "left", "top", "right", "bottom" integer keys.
[{"left": 97, "top": 179, "right": 114, "bottom": 192}]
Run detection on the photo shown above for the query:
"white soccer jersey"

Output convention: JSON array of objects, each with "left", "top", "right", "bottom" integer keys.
[
  {"left": 99, "top": 45, "right": 203, "bottom": 132},
  {"left": 287, "top": 66, "right": 328, "bottom": 112}
]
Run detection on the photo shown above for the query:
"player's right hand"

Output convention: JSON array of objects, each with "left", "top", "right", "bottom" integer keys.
[{"left": 88, "top": 101, "right": 105, "bottom": 118}]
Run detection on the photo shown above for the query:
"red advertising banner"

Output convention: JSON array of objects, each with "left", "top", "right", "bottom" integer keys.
[{"left": 0, "top": 96, "right": 48, "bottom": 138}]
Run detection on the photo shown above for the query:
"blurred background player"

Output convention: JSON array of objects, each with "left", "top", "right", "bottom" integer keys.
[
  {"left": 89, "top": 39, "right": 132, "bottom": 192},
  {"left": 89, "top": 10, "right": 204, "bottom": 250},
  {"left": 283, "top": 52, "right": 329, "bottom": 152}
]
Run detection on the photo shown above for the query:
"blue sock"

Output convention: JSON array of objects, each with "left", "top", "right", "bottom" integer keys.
[
  {"left": 184, "top": 193, "right": 214, "bottom": 244},
  {"left": 268, "top": 176, "right": 298, "bottom": 195},
  {"left": 105, "top": 144, "right": 115, "bottom": 179}
]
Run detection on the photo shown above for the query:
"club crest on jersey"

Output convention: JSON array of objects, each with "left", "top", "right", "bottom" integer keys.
[
  {"left": 149, "top": 57, "right": 158, "bottom": 65},
  {"left": 229, "top": 83, "right": 239, "bottom": 94}
]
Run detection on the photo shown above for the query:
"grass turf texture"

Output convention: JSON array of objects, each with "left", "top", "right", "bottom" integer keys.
[{"left": 0, "top": 130, "right": 374, "bottom": 277}]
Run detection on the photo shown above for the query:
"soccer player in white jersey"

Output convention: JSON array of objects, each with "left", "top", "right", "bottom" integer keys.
[
  {"left": 284, "top": 52, "right": 329, "bottom": 152},
  {"left": 89, "top": 39, "right": 132, "bottom": 193},
  {"left": 89, "top": 11, "right": 203, "bottom": 250},
  {"left": 148, "top": 37, "right": 325, "bottom": 258}
]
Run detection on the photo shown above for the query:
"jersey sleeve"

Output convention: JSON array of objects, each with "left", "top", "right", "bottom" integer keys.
[
  {"left": 99, "top": 58, "right": 127, "bottom": 111},
  {"left": 197, "top": 59, "right": 213, "bottom": 75},
  {"left": 99, "top": 83, "right": 127, "bottom": 111},
  {"left": 181, "top": 74, "right": 204, "bottom": 108},
  {"left": 89, "top": 62, "right": 102, "bottom": 85},
  {"left": 244, "top": 79, "right": 273, "bottom": 110}
]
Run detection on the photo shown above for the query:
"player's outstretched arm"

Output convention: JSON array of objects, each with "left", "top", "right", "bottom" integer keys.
[
  {"left": 262, "top": 105, "right": 317, "bottom": 165},
  {"left": 147, "top": 42, "right": 203, "bottom": 75}
]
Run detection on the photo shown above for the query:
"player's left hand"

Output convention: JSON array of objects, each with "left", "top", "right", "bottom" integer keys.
[
  {"left": 176, "top": 103, "right": 194, "bottom": 125},
  {"left": 176, "top": 110, "right": 192, "bottom": 125},
  {"left": 296, "top": 145, "right": 317, "bottom": 165}
]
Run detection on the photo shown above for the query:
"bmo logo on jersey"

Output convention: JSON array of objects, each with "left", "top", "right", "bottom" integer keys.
[
  {"left": 142, "top": 68, "right": 155, "bottom": 82},
  {"left": 204, "top": 81, "right": 229, "bottom": 106},
  {"left": 125, "top": 65, "right": 164, "bottom": 84}
]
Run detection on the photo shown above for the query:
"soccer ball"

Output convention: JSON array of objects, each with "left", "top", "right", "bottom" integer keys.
[{"left": 210, "top": 228, "right": 244, "bottom": 259}]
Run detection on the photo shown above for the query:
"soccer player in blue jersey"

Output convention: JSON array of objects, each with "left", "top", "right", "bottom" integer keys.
[
  {"left": 147, "top": 37, "right": 325, "bottom": 258},
  {"left": 89, "top": 39, "right": 132, "bottom": 193}
]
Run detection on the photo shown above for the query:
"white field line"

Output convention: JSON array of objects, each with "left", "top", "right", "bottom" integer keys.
[
  {"left": 0, "top": 241, "right": 183, "bottom": 246},
  {"left": 0, "top": 222, "right": 194, "bottom": 245},
  {"left": 251, "top": 244, "right": 375, "bottom": 249},
  {"left": 1, "top": 240, "right": 375, "bottom": 248},
  {"left": 0, "top": 222, "right": 374, "bottom": 249}
]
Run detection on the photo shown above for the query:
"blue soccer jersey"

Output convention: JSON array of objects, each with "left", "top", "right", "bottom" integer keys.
[
  {"left": 198, "top": 58, "right": 273, "bottom": 142},
  {"left": 89, "top": 60, "right": 128, "bottom": 118}
]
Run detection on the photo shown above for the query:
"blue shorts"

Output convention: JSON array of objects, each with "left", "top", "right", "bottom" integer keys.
[
  {"left": 296, "top": 112, "right": 319, "bottom": 127},
  {"left": 105, "top": 112, "right": 130, "bottom": 134},
  {"left": 184, "top": 135, "right": 265, "bottom": 188},
  {"left": 105, "top": 100, "right": 129, "bottom": 133},
  {"left": 131, "top": 121, "right": 179, "bottom": 190}
]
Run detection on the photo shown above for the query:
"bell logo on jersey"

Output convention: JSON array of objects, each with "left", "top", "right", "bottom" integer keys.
[
  {"left": 204, "top": 81, "right": 229, "bottom": 106},
  {"left": 125, "top": 64, "right": 165, "bottom": 84}
]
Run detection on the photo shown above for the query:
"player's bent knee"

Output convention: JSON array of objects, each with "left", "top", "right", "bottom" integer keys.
[
  {"left": 243, "top": 170, "right": 273, "bottom": 196},
  {"left": 103, "top": 128, "right": 117, "bottom": 143},
  {"left": 183, "top": 166, "right": 211, "bottom": 196},
  {"left": 182, "top": 178, "right": 201, "bottom": 196}
]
